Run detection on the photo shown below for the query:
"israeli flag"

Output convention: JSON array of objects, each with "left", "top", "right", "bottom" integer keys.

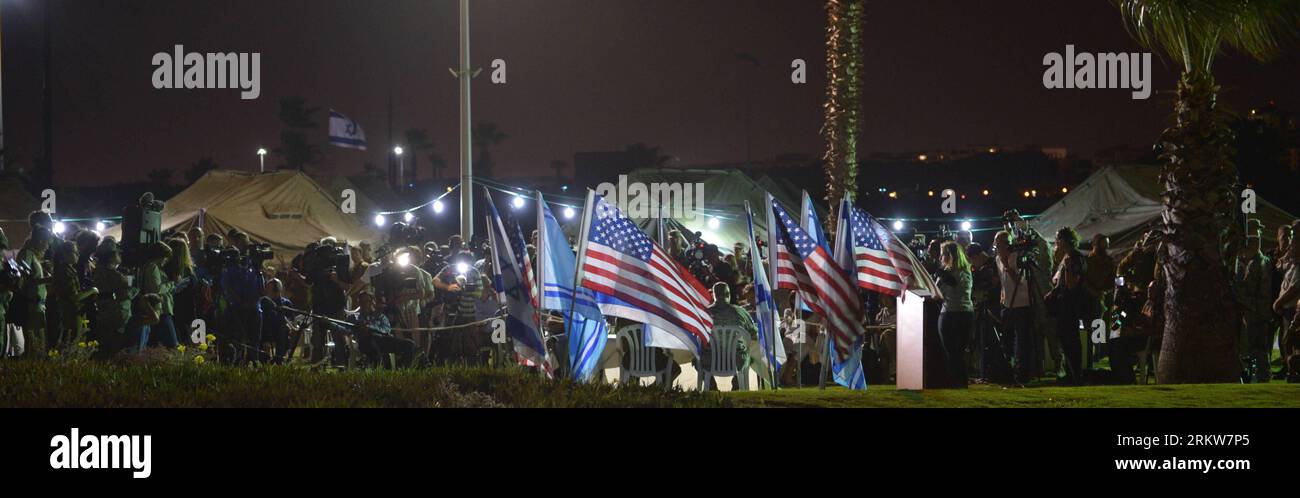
[{"left": 328, "top": 109, "right": 367, "bottom": 150}]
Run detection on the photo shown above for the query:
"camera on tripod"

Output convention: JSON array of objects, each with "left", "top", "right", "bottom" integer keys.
[
  {"left": 303, "top": 242, "right": 349, "bottom": 277},
  {"left": 245, "top": 242, "right": 275, "bottom": 266},
  {"left": 1001, "top": 209, "right": 1041, "bottom": 271}
]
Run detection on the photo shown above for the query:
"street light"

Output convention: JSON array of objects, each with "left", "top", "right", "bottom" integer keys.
[
  {"left": 257, "top": 148, "right": 267, "bottom": 173},
  {"left": 394, "top": 147, "right": 405, "bottom": 190}
]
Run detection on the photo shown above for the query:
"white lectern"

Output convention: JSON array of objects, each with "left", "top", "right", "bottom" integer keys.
[{"left": 895, "top": 289, "right": 933, "bottom": 390}]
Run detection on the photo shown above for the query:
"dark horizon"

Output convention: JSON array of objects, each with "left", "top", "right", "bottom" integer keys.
[{"left": 2, "top": 0, "right": 1297, "bottom": 187}]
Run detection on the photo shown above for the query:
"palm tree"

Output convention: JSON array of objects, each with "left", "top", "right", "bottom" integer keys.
[
  {"left": 1114, "top": 0, "right": 1299, "bottom": 383},
  {"left": 275, "top": 96, "right": 323, "bottom": 171},
  {"left": 472, "top": 122, "right": 507, "bottom": 178},
  {"left": 550, "top": 159, "right": 568, "bottom": 180},
  {"left": 822, "top": 0, "right": 864, "bottom": 229},
  {"left": 403, "top": 128, "right": 435, "bottom": 184}
]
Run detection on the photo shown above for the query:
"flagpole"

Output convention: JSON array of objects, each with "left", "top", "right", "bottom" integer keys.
[
  {"left": 457, "top": 0, "right": 474, "bottom": 243},
  {"left": 747, "top": 201, "right": 777, "bottom": 391},
  {"left": 566, "top": 190, "right": 597, "bottom": 381}
]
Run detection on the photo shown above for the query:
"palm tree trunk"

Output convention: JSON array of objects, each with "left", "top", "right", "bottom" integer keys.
[
  {"left": 1156, "top": 72, "right": 1243, "bottom": 384},
  {"left": 822, "top": 0, "right": 863, "bottom": 229}
]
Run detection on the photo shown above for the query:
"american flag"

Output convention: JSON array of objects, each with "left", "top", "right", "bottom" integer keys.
[
  {"left": 578, "top": 193, "right": 713, "bottom": 356},
  {"left": 847, "top": 207, "right": 907, "bottom": 296},
  {"left": 771, "top": 199, "right": 865, "bottom": 363}
]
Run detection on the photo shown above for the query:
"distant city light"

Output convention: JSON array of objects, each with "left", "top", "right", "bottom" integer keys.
[
  {"left": 960, "top": 220, "right": 972, "bottom": 231},
  {"left": 918, "top": 154, "right": 928, "bottom": 161},
  {"left": 512, "top": 196, "right": 525, "bottom": 209},
  {"left": 432, "top": 200, "right": 445, "bottom": 214},
  {"left": 892, "top": 220, "right": 904, "bottom": 231},
  {"left": 927, "top": 191, "right": 935, "bottom": 197},
  {"left": 982, "top": 189, "right": 990, "bottom": 196},
  {"left": 403, "top": 212, "right": 414, "bottom": 223},
  {"left": 256, "top": 148, "right": 267, "bottom": 156},
  {"left": 1031, "top": 190, "right": 1038, "bottom": 197},
  {"left": 373, "top": 214, "right": 386, "bottom": 227},
  {"left": 393, "top": 146, "right": 404, "bottom": 156},
  {"left": 1061, "top": 187, "right": 1069, "bottom": 193},
  {"left": 988, "top": 147, "right": 997, "bottom": 154},
  {"left": 1023, "top": 191, "right": 1031, "bottom": 198},
  {"left": 888, "top": 191, "right": 897, "bottom": 199},
  {"left": 707, "top": 217, "right": 721, "bottom": 230},
  {"left": 563, "top": 206, "right": 576, "bottom": 219}
]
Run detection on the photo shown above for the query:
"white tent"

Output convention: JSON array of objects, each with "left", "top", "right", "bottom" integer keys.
[
  {"left": 1031, "top": 164, "right": 1294, "bottom": 253},
  {"left": 105, "top": 170, "right": 379, "bottom": 266}
]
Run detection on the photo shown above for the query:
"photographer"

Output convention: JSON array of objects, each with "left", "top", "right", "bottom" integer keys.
[
  {"left": 304, "top": 237, "right": 351, "bottom": 366},
  {"left": 351, "top": 290, "right": 417, "bottom": 368},
  {"left": 968, "top": 242, "right": 1009, "bottom": 383},
  {"left": 16, "top": 226, "right": 54, "bottom": 357},
  {"left": 258, "top": 279, "right": 295, "bottom": 364},
  {"left": 434, "top": 250, "right": 491, "bottom": 364},
  {"left": 994, "top": 231, "right": 1035, "bottom": 384},
  {"left": 139, "top": 242, "right": 179, "bottom": 349},
  {"left": 219, "top": 234, "right": 268, "bottom": 364},
  {"left": 90, "top": 240, "right": 136, "bottom": 358},
  {"left": 1046, "top": 227, "right": 1088, "bottom": 385},
  {"left": 1083, "top": 234, "right": 1116, "bottom": 368}
]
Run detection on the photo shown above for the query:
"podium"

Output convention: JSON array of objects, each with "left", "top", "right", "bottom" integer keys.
[{"left": 895, "top": 289, "right": 944, "bottom": 390}]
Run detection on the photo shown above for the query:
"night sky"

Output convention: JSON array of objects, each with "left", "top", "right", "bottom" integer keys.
[{"left": 2, "top": 0, "right": 1297, "bottom": 187}]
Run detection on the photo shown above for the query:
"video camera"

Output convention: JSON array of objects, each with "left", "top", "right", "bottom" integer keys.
[
  {"left": 0, "top": 258, "right": 34, "bottom": 290},
  {"left": 303, "top": 242, "right": 350, "bottom": 277},
  {"left": 245, "top": 242, "right": 275, "bottom": 266},
  {"left": 1002, "top": 209, "right": 1041, "bottom": 272}
]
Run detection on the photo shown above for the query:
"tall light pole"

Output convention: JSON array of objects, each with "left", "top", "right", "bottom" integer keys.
[
  {"left": 457, "top": 0, "right": 474, "bottom": 242},
  {"left": 257, "top": 148, "right": 267, "bottom": 173},
  {"left": 394, "top": 146, "right": 405, "bottom": 189}
]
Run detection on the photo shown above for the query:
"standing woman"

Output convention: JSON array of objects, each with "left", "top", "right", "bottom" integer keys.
[
  {"left": 139, "top": 241, "right": 178, "bottom": 349},
  {"left": 1047, "top": 227, "right": 1088, "bottom": 385},
  {"left": 934, "top": 241, "right": 974, "bottom": 388},
  {"left": 166, "top": 238, "right": 198, "bottom": 346},
  {"left": 91, "top": 240, "right": 135, "bottom": 358}
]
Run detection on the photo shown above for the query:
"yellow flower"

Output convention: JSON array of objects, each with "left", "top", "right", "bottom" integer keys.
[
  {"left": 177, "top": 345, "right": 187, "bottom": 353},
  {"left": 194, "top": 355, "right": 205, "bottom": 365},
  {"left": 89, "top": 340, "right": 100, "bottom": 347},
  {"left": 47, "top": 349, "right": 60, "bottom": 358},
  {"left": 199, "top": 343, "right": 209, "bottom": 352},
  {"left": 206, "top": 334, "right": 217, "bottom": 342},
  {"left": 78, "top": 342, "right": 87, "bottom": 348}
]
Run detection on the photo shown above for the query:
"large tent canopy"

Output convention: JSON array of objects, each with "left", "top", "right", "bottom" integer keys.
[
  {"left": 105, "top": 170, "right": 379, "bottom": 266},
  {"left": 0, "top": 176, "right": 41, "bottom": 255},
  {"left": 1031, "top": 164, "right": 1295, "bottom": 254}
]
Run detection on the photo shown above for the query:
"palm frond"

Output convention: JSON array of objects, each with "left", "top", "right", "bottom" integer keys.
[{"left": 1114, "top": 0, "right": 1300, "bottom": 74}]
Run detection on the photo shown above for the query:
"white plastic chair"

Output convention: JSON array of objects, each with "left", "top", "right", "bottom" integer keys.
[
  {"left": 617, "top": 324, "right": 671, "bottom": 386},
  {"left": 698, "top": 326, "right": 750, "bottom": 391}
]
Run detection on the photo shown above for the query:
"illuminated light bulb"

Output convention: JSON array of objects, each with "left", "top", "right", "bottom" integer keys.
[
  {"left": 892, "top": 220, "right": 904, "bottom": 231},
  {"left": 456, "top": 262, "right": 469, "bottom": 275},
  {"left": 53, "top": 221, "right": 67, "bottom": 235},
  {"left": 397, "top": 252, "right": 411, "bottom": 267},
  {"left": 563, "top": 207, "right": 576, "bottom": 219},
  {"left": 707, "top": 217, "right": 721, "bottom": 230},
  {"left": 512, "top": 196, "right": 525, "bottom": 209},
  {"left": 432, "top": 200, "right": 445, "bottom": 214},
  {"left": 960, "top": 221, "right": 972, "bottom": 231},
  {"left": 403, "top": 212, "right": 414, "bottom": 223},
  {"left": 95, "top": 221, "right": 107, "bottom": 232},
  {"left": 374, "top": 214, "right": 386, "bottom": 227}
]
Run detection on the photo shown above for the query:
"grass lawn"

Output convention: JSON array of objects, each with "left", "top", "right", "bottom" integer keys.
[
  {"left": 4, "top": 357, "right": 1296, "bottom": 408},
  {"left": 727, "top": 382, "right": 1300, "bottom": 408}
]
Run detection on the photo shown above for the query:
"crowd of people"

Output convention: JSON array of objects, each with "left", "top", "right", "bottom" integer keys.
[{"left": 3, "top": 205, "right": 1297, "bottom": 389}]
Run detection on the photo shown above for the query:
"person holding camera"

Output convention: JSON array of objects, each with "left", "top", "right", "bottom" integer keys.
[
  {"left": 304, "top": 238, "right": 350, "bottom": 366},
  {"left": 139, "top": 241, "right": 180, "bottom": 349},
  {"left": 16, "top": 226, "right": 54, "bottom": 357},
  {"left": 1046, "top": 227, "right": 1088, "bottom": 385},
  {"left": 934, "top": 241, "right": 974, "bottom": 388},
  {"left": 434, "top": 250, "right": 490, "bottom": 364},
  {"left": 994, "top": 231, "right": 1035, "bottom": 384}
]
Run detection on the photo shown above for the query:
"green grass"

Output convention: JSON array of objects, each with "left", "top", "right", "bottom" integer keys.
[
  {"left": 727, "top": 382, "right": 1300, "bottom": 408},
  {"left": 4, "top": 358, "right": 1296, "bottom": 408},
  {"left": 0, "top": 358, "right": 731, "bottom": 408}
]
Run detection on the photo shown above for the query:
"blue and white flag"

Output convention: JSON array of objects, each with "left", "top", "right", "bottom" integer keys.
[
  {"left": 746, "top": 201, "right": 785, "bottom": 384},
  {"left": 484, "top": 188, "right": 548, "bottom": 371},
  {"left": 536, "top": 192, "right": 608, "bottom": 382},
  {"left": 829, "top": 194, "right": 868, "bottom": 390},
  {"left": 800, "top": 190, "right": 830, "bottom": 253},
  {"left": 328, "top": 109, "right": 368, "bottom": 150}
]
